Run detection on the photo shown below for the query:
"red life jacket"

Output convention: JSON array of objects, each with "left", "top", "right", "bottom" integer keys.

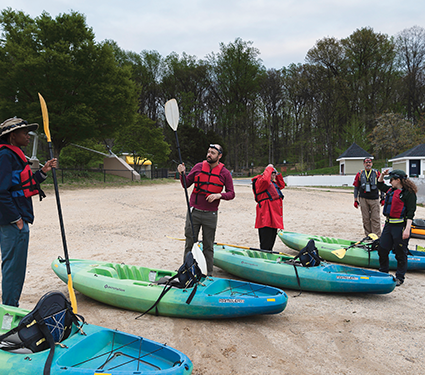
[
  {"left": 252, "top": 177, "right": 283, "bottom": 207},
  {"left": 383, "top": 188, "right": 406, "bottom": 224},
  {"left": 193, "top": 161, "right": 225, "bottom": 198},
  {"left": 0, "top": 144, "right": 41, "bottom": 199}
]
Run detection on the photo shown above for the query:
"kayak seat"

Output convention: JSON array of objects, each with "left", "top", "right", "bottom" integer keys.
[
  {"left": 130, "top": 266, "right": 143, "bottom": 281},
  {"left": 0, "top": 333, "right": 32, "bottom": 354},
  {"left": 113, "top": 264, "right": 144, "bottom": 281},
  {"left": 90, "top": 267, "right": 120, "bottom": 279}
]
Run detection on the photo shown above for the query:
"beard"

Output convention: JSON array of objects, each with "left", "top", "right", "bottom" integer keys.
[{"left": 207, "top": 155, "right": 219, "bottom": 164}]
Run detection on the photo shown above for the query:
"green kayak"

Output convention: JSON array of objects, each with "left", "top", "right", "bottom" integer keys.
[
  {"left": 278, "top": 230, "right": 425, "bottom": 270},
  {"left": 51, "top": 258, "right": 288, "bottom": 319},
  {"left": 213, "top": 244, "right": 396, "bottom": 294}
]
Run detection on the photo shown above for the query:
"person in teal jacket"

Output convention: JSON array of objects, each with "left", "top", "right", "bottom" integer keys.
[
  {"left": 377, "top": 169, "right": 417, "bottom": 286},
  {"left": 0, "top": 117, "right": 56, "bottom": 306}
]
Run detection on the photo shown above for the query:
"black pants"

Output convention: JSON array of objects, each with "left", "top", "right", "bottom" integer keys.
[
  {"left": 378, "top": 222, "right": 408, "bottom": 281},
  {"left": 258, "top": 227, "right": 278, "bottom": 250}
]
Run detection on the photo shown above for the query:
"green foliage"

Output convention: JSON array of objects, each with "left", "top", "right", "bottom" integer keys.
[
  {"left": 0, "top": 8, "right": 137, "bottom": 156},
  {"left": 369, "top": 113, "right": 421, "bottom": 158},
  {"left": 2, "top": 9, "right": 425, "bottom": 173},
  {"left": 113, "top": 114, "right": 170, "bottom": 166},
  {"left": 59, "top": 140, "right": 106, "bottom": 168}
]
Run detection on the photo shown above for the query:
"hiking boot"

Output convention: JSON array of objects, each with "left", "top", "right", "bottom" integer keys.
[{"left": 396, "top": 278, "right": 404, "bottom": 286}]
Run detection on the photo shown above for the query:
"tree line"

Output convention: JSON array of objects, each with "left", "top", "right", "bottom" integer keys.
[{"left": 1, "top": 8, "right": 424, "bottom": 172}]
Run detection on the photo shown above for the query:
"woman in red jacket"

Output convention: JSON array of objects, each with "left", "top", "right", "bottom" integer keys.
[{"left": 252, "top": 164, "right": 286, "bottom": 250}]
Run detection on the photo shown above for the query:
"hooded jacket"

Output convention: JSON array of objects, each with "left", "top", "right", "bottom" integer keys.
[{"left": 252, "top": 166, "right": 285, "bottom": 229}]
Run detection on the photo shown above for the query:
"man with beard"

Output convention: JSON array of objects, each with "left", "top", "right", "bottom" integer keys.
[
  {"left": 353, "top": 157, "right": 384, "bottom": 236},
  {"left": 177, "top": 144, "right": 235, "bottom": 275}
]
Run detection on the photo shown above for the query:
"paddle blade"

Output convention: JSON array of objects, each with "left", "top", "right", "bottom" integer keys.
[
  {"left": 67, "top": 274, "right": 78, "bottom": 314},
  {"left": 165, "top": 99, "right": 179, "bottom": 131},
  {"left": 38, "top": 93, "right": 51, "bottom": 142},
  {"left": 368, "top": 233, "right": 378, "bottom": 240},
  {"left": 192, "top": 243, "right": 207, "bottom": 276},
  {"left": 331, "top": 248, "right": 347, "bottom": 259}
]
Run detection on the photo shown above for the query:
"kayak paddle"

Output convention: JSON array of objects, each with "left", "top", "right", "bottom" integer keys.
[
  {"left": 331, "top": 233, "right": 378, "bottom": 259},
  {"left": 165, "top": 99, "right": 206, "bottom": 274},
  {"left": 38, "top": 93, "right": 78, "bottom": 313},
  {"left": 166, "top": 236, "right": 292, "bottom": 257}
]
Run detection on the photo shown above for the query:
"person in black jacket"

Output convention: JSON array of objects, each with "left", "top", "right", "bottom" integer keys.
[
  {"left": 377, "top": 169, "right": 417, "bottom": 286},
  {"left": 0, "top": 117, "right": 56, "bottom": 306}
]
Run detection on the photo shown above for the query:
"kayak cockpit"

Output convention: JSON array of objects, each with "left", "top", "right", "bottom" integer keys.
[{"left": 88, "top": 263, "right": 176, "bottom": 283}]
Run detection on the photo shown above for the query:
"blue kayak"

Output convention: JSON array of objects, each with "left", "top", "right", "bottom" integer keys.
[
  {"left": 213, "top": 244, "right": 396, "bottom": 294},
  {"left": 52, "top": 258, "right": 288, "bottom": 319},
  {"left": 278, "top": 230, "right": 425, "bottom": 270},
  {"left": 0, "top": 304, "right": 193, "bottom": 374}
]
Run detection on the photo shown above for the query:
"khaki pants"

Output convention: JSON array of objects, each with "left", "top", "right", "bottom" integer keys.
[{"left": 359, "top": 198, "right": 381, "bottom": 237}]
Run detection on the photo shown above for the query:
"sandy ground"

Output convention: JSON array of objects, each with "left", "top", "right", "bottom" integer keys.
[{"left": 6, "top": 180, "right": 425, "bottom": 374}]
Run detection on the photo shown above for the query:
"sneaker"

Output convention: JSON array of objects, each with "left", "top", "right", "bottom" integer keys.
[{"left": 396, "top": 278, "right": 404, "bottom": 286}]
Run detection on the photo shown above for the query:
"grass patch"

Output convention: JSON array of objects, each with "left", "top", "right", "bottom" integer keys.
[{"left": 42, "top": 169, "right": 177, "bottom": 190}]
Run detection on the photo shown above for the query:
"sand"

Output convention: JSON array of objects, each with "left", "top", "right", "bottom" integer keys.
[{"left": 9, "top": 180, "right": 425, "bottom": 374}]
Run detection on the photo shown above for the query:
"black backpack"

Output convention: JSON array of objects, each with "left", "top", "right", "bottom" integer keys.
[
  {"left": 294, "top": 239, "right": 322, "bottom": 267},
  {"left": 136, "top": 251, "right": 205, "bottom": 318},
  {"left": 0, "top": 291, "right": 84, "bottom": 375}
]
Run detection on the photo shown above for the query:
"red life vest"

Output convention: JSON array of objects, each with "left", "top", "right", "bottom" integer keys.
[
  {"left": 0, "top": 144, "right": 41, "bottom": 198},
  {"left": 252, "top": 177, "right": 283, "bottom": 207},
  {"left": 193, "top": 161, "right": 225, "bottom": 197},
  {"left": 383, "top": 188, "right": 406, "bottom": 224}
]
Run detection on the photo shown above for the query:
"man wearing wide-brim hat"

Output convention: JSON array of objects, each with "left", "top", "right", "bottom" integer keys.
[{"left": 0, "top": 117, "right": 57, "bottom": 306}]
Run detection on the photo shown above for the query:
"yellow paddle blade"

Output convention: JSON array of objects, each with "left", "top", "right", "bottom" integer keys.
[
  {"left": 38, "top": 93, "right": 51, "bottom": 143},
  {"left": 331, "top": 248, "right": 347, "bottom": 259},
  {"left": 368, "top": 233, "right": 378, "bottom": 240},
  {"left": 67, "top": 274, "right": 78, "bottom": 314}
]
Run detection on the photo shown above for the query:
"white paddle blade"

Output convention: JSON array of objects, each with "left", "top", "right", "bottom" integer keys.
[
  {"left": 192, "top": 243, "right": 207, "bottom": 276},
  {"left": 165, "top": 98, "right": 179, "bottom": 131}
]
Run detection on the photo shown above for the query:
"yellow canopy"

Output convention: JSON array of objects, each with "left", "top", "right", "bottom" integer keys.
[{"left": 125, "top": 156, "right": 152, "bottom": 166}]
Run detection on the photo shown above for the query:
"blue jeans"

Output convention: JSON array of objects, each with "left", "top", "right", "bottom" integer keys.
[{"left": 0, "top": 222, "right": 30, "bottom": 306}]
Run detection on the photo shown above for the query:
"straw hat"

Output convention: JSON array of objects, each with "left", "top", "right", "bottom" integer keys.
[{"left": 0, "top": 117, "right": 39, "bottom": 138}]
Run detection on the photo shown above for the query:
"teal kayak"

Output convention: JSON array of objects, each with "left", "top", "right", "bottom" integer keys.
[
  {"left": 0, "top": 304, "right": 192, "bottom": 374},
  {"left": 213, "top": 244, "right": 396, "bottom": 294},
  {"left": 51, "top": 258, "right": 288, "bottom": 319},
  {"left": 278, "top": 230, "right": 425, "bottom": 270}
]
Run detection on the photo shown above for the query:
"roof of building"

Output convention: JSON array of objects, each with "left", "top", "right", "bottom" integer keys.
[
  {"left": 391, "top": 144, "right": 425, "bottom": 159},
  {"left": 337, "top": 143, "right": 373, "bottom": 160}
]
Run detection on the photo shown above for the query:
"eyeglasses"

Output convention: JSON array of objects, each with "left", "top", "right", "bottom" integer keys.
[
  {"left": 209, "top": 144, "right": 222, "bottom": 154},
  {"left": 364, "top": 160, "right": 372, "bottom": 164}
]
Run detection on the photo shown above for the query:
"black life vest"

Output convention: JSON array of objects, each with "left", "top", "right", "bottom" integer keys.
[
  {"left": 383, "top": 188, "right": 406, "bottom": 224},
  {"left": 193, "top": 161, "right": 225, "bottom": 197},
  {"left": 0, "top": 144, "right": 44, "bottom": 200}
]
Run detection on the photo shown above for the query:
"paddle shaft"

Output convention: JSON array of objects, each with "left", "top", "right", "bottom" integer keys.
[
  {"left": 174, "top": 131, "right": 196, "bottom": 243},
  {"left": 39, "top": 93, "right": 77, "bottom": 313},
  {"left": 215, "top": 242, "right": 292, "bottom": 257},
  {"left": 47, "top": 143, "right": 71, "bottom": 274}
]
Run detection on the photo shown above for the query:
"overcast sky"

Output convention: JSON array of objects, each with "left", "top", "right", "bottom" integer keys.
[{"left": 3, "top": 1, "right": 425, "bottom": 69}]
